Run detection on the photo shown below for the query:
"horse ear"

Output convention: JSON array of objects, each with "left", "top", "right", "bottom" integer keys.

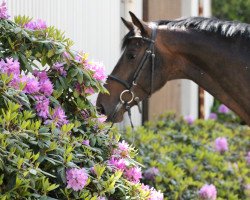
[
  {"left": 129, "top": 11, "right": 149, "bottom": 35},
  {"left": 121, "top": 17, "right": 133, "bottom": 31}
]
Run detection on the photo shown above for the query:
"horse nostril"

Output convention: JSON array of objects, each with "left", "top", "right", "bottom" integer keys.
[{"left": 97, "top": 104, "right": 106, "bottom": 115}]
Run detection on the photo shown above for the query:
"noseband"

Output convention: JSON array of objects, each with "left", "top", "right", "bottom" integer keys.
[{"left": 107, "top": 24, "right": 158, "bottom": 127}]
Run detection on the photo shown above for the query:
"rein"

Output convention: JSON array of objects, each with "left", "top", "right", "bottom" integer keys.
[{"left": 107, "top": 24, "right": 158, "bottom": 129}]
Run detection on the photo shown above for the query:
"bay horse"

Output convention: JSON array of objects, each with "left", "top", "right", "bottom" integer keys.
[{"left": 96, "top": 12, "right": 250, "bottom": 126}]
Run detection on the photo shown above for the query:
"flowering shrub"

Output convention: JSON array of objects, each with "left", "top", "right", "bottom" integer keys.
[
  {"left": 0, "top": 2, "right": 162, "bottom": 199},
  {"left": 124, "top": 113, "right": 250, "bottom": 199}
]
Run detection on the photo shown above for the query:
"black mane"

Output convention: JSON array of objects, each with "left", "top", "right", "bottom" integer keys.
[
  {"left": 121, "top": 17, "right": 250, "bottom": 50},
  {"left": 158, "top": 17, "right": 250, "bottom": 38}
]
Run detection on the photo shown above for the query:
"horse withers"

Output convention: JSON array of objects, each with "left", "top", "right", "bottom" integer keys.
[{"left": 97, "top": 12, "right": 250, "bottom": 126}]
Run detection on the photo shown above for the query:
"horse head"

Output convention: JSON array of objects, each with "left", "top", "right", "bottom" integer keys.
[{"left": 97, "top": 12, "right": 169, "bottom": 122}]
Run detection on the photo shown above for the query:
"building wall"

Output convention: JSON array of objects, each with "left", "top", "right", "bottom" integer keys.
[
  {"left": 7, "top": 0, "right": 121, "bottom": 74},
  {"left": 145, "top": 0, "right": 212, "bottom": 121}
]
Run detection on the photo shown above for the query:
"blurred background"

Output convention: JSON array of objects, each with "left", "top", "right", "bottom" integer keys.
[{"left": 6, "top": 0, "right": 246, "bottom": 128}]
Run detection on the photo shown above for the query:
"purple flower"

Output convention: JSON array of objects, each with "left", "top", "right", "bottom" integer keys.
[
  {"left": 35, "top": 96, "right": 50, "bottom": 119},
  {"left": 39, "top": 79, "right": 53, "bottom": 96},
  {"left": 24, "top": 19, "right": 47, "bottom": 30},
  {"left": 0, "top": 58, "right": 20, "bottom": 76},
  {"left": 66, "top": 168, "right": 88, "bottom": 191},
  {"left": 52, "top": 62, "right": 67, "bottom": 76},
  {"left": 82, "top": 140, "right": 90, "bottom": 146},
  {"left": 33, "top": 70, "right": 48, "bottom": 81},
  {"left": 144, "top": 167, "right": 159, "bottom": 181},
  {"left": 86, "top": 62, "right": 107, "bottom": 82},
  {"left": 23, "top": 77, "right": 40, "bottom": 94},
  {"left": 51, "top": 106, "right": 68, "bottom": 127},
  {"left": 208, "top": 112, "right": 217, "bottom": 120},
  {"left": 246, "top": 152, "right": 250, "bottom": 165},
  {"left": 108, "top": 156, "right": 126, "bottom": 171},
  {"left": 85, "top": 87, "right": 95, "bottom": 95},
  {"left": 97, "top": 197, "right": 106, "bottom": 200},
  {"left": 184, "top": 115, "right": 195, "bottom": 125},
  {"left": 218, "top": 104, "right": 230, "bottom": 114},
  {"left": 0, "top": 1, "right": 9, "bottom": 19},
  {"left": 124, "top": 167, "right": 142, "bottom": 183},
  {"left": 141, "top": 184, "right": 164, "bottom": 200},
  {"left": 114, "top": 140, "right": 130, "bottom": 158},
  {"left": 215, "top": 137, "right": 228, "bottom": 153},
  {"left": 81, "top": 110, "right": 89, "bottom": 120},
  {"left": 199, "top": 184, "right": 217, "bottom": 200}
]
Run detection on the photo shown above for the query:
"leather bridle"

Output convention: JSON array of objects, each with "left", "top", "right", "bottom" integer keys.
[{"left": 107, "top": 23, "right": 158, "bottom": 127}]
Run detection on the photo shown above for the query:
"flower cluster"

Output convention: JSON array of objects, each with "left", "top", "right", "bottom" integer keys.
[
  {"left": 214, "top": 137, "right": 228, "bottom": 153},
  {"left": 24, "top": 19, "right": 47, "bottom": 30},
  {"left": 52, "top": 62, "right": 67, "bottom": 76},
  {"left": 218, "top": 104, "right": 230, "bottom": 114},
  {"left": 141, "top": 184, "right": 164, "bottom": 200},
  {"left": 144, "top": 167, "right": 159, "bottom": 181},
  {"left": 199, "top": 184, "right": 217, "bottom": 200},
  {"left": 208, "top": 112, "right": 217, "bottom": 120},
  {"left": 66, "top": 168, "right": 88, "bottom": 191},
  {"left": 0, "top": 1, "right": 8, "bottom": 19},
  {"left": 184, "top": 115, "right": 195, "bottom": 125},
  {"left": 108, "top": 140, "right": 163, "bottom": 199},
  {"left": 86, "top": 62, "right": 107, "bottom": 82}
]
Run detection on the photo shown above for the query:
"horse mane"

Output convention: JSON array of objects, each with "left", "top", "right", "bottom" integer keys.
[
  {"left": 158, "top": 17, "right": 250, "bottom": 39},
  {"left": 122, "top": 17, "right": 250, "bottom": 50}
]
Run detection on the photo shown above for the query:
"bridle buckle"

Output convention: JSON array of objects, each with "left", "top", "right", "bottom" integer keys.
[{"left": 120, "top": 90, "right": 134, "bottom": 104}]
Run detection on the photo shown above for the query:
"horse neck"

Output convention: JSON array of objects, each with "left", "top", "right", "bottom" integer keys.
[{"left": 158, "top": 28, "right": 250, "bottom": 124}]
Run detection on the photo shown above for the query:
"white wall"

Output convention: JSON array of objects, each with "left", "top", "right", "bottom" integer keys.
[{"left": 7, "top": 0, "right": 121, "bottom": 74}]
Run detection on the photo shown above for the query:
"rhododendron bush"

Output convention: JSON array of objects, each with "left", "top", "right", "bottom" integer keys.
[
  {"left": 124, "top": 114, "right": 250, "bottom": 200},
  {"left": 0, "top": 2, "right": 163, "bottom": 199}
]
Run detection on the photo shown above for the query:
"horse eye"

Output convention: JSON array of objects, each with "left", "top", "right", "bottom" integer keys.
[{"left": 128, "top": 54, "right": 136, "bottom": 60}]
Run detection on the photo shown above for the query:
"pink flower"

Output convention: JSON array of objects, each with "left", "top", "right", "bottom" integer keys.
[
  {"left": 52, "top": 62, "right": 67, "bottom": 76},
  {"left": 85, "top": 87, "right": 95, "bottom": 95},
  {"left": 124, "top": 167, "right": 142, "bottom": 183},
  {"left": 148, "top": 188, "right": 164, "bottom": 200},
  {"left": 97, "top": 115, "right": 107, "bottom": 123},
  {"left": 141, "top": 184, "right": 164, "bottom": 200},
  {"left": 23, "top": 77, "right": 40, "bottom": 94},
  {"left": 218, "top": 104, "right": 230, "bottom": 114},
  {"left": 208, "top": 112, "right": 217, "bottom": 120},
  {"left": 33, "top": 70, "right": 48, "bottom": 81},
  {"left": 25, "top": 19, "right": 47, "bottom": 30},
  {"left": 0, "top": 1, "right": 9, "bottom": 19},
  {"left": 199, "top": 184, "right": 217, "bottom": 200},
  {"left": 184, "top": 115, "right": 195, "bottom": 125},
  {"left": 108, "top": 157, "right": 126, "bottom": 171},
  {"left": 86, "top": 62, "right": 106, "bottom": 82},
  {"left": 35, "top": 96, "right": 50, "bottom": 119},
  {"left": 39, "top": 79, "right": 53, "bottom": 96},
  {"left": 215, "top": 137, "right": 228, "bottom": 153},
  {"left": 0, "top": 58, "right": 20, "bottom": 76},
  {"left": 114, "top": 140, "right": 130, "bottom": 158},
  {"left": 82, "top": 140, "right": 90, "bottom": 146},
  {"left": 144, "top": 167, "right": 159, "bottom": 181},
  {"left": 51, "top": 106, "right": 68, "bottom": 127},
  {"left": 246, "top": 152, "right": 250, "bottom": 165},
  {"left": 66, "top": 168, "right": 88, "bottom": 191},
  {"left": 97, "top": 197, "right": 106, "bottom": 200}
]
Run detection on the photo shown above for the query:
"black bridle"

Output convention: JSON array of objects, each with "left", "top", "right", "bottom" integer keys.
[{"left": 107, "top": 24, "right": 158, "bottom": 128}]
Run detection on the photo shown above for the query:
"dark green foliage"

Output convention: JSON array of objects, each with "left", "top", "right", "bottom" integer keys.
[
  {"left": 212, "top": 0, "right": 250, "bottom": 23},
  {"left": 124, "top": 113, "right": 250, "bottom": 200}
]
